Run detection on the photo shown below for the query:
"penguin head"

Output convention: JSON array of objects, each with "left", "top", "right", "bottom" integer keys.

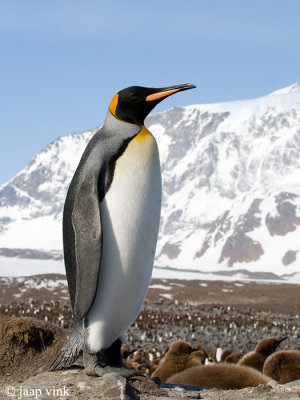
[
  {"left": 109, "top": 84, "right": 196, "bottom": 125},
  {"left": 255, "top": 337, "right": 288, "bottom": 356},
  {"left": 168, "top": 341, "right": 194, "bottom": 356}
]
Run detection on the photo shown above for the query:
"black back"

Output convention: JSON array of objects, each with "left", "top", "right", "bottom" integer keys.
[{"left": 63, "top": 112, "right": 140, "bottom": 322}]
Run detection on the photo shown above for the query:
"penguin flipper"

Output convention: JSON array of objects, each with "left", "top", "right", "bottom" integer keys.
[{"left": 72, "top": 176, "right": 102, "bottom": 321}]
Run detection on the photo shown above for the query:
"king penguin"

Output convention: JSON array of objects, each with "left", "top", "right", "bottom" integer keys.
[{"left": 50, "top": 83, "right": 196, "bottom": 376}]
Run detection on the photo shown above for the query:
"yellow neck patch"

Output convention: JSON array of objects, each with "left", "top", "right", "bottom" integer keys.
[
  {"left": 134, "top": 125, "right": 151, "bottom": 141},
  {"left": 109, "top": 93, "right": 119, "bottom": 117}
]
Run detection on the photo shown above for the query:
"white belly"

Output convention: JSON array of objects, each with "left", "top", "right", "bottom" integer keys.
[{"left": 86, "top": 128, "right": 161, "bottom": 352}]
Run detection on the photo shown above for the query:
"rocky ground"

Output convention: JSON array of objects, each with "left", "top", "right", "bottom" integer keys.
[
  {"left": 0, "top": 275, "right": 299, "bottom": 399},
  {"left": 1, "top": 369, "right": 300, "bottom": 400}
]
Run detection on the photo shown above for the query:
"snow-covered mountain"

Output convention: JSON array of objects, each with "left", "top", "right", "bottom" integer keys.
[{"left": 1, "top": 82, "right": 300, "bottom": 280}]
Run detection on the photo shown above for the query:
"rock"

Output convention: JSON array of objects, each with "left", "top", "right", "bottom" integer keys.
[
  {"left": 127, "top": 375, "right": 168, "bottom": 397},
  {"left": 283, "top": 378, "right": 300, "bottom": 387},
  {"left": 96, "top": 373, "right": 140, "bottom": 400}
]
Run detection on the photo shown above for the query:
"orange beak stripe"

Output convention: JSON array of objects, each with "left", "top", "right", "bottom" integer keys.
[
  {"left": 109, "top": 93, "right": 119, "bottom": 116},
  {"left": 145, "top": 88, "right": 180, "bottom": 102}
]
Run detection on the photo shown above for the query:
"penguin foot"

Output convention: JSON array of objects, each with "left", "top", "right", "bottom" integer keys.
[
  {"left": 83, "top": 351, "right": 105, "bottom": 376},
  {"left": 85, "top": 365, "right": 105, "bottom": 377},
  {"left": 83, "top": 351, "right": 143, "bottom": 377}
]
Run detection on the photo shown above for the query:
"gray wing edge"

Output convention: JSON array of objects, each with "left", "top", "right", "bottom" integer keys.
[{"left": 71, "top": 175, "right": 102, "bottom": 321}]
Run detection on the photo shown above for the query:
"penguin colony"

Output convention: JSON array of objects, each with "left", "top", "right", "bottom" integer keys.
[
  {"left": 1, "top": 299, "right": 300, "bottom": 388},
  {"left": 121, "top": 337, "right": 300, "bottom": 389},
  {"left": 2, "top": 299, "right": 298, "bottom": 352}
]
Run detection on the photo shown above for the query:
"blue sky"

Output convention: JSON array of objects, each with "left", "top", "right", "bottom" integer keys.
[{"left": 1, "top": 0, "right": 300, "bottom": 185}]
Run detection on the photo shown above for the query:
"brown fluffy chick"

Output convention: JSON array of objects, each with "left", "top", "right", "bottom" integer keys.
[
  {"left": 121, "top": 345, "right": 136, "bottom": 360},
  {"left": 224, "top": 350, "right": 244, "bottom": 364},
  {"left": 129, "top": 348, "right": 149, "bottom": 365},
  {"left": 166, "top": 364, "right": 270, "bottom": 389},
  {"left": 151, "top": 341, "right": 201, "bottom": 382},
  {"left": 121, "top": 346, "right": 148, "bottom": 371},
  {"left": 147, "top": 347, "right": 169, "bottom": 374},
  {"left": 263, "top": 350, "right": 300, "bottom": 384},
  {"left": 220, "top": 349, "right": 232, "bottom": 362},
  {"left": 192, "top": 350, "right": 206, "bottom": 364},
  {"left": 238, "top": 337, "right": 287, "bottom": 371},
  {"left": 122, "top": 358, "right": 141, "bottom": 370},
  {"left": 196, "top": 344, "right": 208, "bottom": 363},
  {"left": 148, "top": 355, "right": 160, "bottom": 373}
]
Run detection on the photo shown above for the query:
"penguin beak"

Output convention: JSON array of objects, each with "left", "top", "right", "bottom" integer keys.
[
  {"left": 277, "top": 337, "right": 288, "bottom": 348},
  {"left": 146, "top": 83, "right": 196, "bottom": 102}
]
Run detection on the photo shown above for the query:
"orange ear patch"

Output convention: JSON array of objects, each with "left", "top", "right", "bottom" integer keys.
[
  {"left": 146, "top": 88, "right": 180, "bottom": 102},
  {"left": 109, "top": 93, "right": 119, "bottom": 116}
]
